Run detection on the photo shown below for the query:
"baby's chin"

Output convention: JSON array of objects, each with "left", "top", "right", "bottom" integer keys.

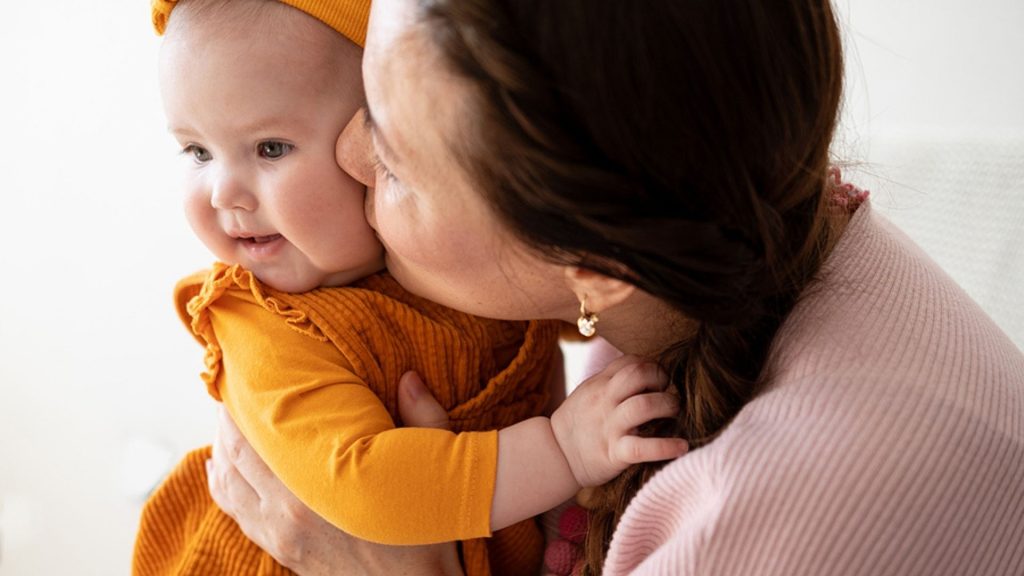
[
  {"left": 256, "top": 271, "right": 323, "bottom": 294},
  {"left": 255, "top": 259, "right": 386, "bottom": 294}
]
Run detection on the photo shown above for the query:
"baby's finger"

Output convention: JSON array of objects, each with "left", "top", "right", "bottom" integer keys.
[
  {"left": 608, "top": 362, "right": 670, "bottom": 402},
  {"left": 573, "top": 354, "right": 641, "bottom": 394},
  {"left": 612, "top": 392, "right": 680, "bottom": 431},
  {"left": 613, "top": 435, "right": 689, "bottom": 465},
  {"left": 600, "top": 353, "right": 643, "bottom": 374}
]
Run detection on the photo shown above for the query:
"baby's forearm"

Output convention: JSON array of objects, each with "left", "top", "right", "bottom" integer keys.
[{"left": 490, "top": 416, "right": 581, "bottom": 532}]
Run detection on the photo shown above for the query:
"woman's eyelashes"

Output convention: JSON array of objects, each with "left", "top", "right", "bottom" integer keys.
[
  {"left": 361, "top": 108, "right": 400, "bottom": 185},
  {"left": 372, "top": 153, "right": 399, "bottom": 184}
]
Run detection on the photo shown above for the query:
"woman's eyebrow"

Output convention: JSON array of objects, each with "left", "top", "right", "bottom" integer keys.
[{"left": 363, "top": 105, "right": 400, "bottom": 163}]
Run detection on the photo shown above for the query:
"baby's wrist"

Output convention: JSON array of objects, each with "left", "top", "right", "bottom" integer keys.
[
  {"left": 548, "top": 413, "right": 587, "bottom": 489},
  {"left": 492, "top": 417, "right": 583, "bottom": 531}
]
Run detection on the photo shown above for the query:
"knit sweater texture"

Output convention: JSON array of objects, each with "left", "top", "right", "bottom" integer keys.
[
  {"left": 133, "top": 268, "right": 559, "bottom": 576},
  {"left": 604, "top": 202, "right": 1024, "bottom": 575}
]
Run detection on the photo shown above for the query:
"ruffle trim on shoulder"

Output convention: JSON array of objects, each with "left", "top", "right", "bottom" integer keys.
[{"left": 184, "top": 263, "right": 327, "bottom": 399}]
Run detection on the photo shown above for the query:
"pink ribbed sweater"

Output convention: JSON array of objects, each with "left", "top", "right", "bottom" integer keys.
[{"left": 604, "top": 202, "right": 1024, "bottom": 575}]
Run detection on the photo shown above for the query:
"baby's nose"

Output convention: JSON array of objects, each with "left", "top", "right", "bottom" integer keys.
[{"left": 210, "top": 168, "right": 257, "bottom": 211}]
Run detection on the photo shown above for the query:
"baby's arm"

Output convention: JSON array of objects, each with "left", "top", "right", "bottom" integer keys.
[
  {"left": 206, "top": 291, "right": 498, "bottom": 545},
  {"left": 201, "top": 285, "right": 682, "bottom": 541},
  {"left": 489, "top": 354, "right": 687, "bottom": 532}
]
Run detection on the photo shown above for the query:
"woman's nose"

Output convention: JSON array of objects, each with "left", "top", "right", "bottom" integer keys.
[
  {"left": 336, "top": 108, "right": 376, "bottom": 189},
  {"left": 210, "top": 167, "right": 257, "bottom": 211}
]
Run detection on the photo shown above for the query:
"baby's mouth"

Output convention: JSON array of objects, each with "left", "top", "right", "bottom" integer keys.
[{"left": 243, "top": 234, "right": 283, "bottom": 244}]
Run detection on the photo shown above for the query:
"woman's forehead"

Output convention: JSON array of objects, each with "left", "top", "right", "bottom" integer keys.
[
  {"left": 366, "top": 0, "right": 419, "bottom": 50},
  {"left": 365, "top": 15, "right": 476, "bottom": 183}
]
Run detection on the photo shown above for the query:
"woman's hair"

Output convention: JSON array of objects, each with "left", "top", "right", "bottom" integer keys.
[{"left": 416, "top": 1, "right": 845, "bottom": 571}]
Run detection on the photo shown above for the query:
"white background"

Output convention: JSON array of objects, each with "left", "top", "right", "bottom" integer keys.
[{"left": 1, "top": 1, "right": 1022, "bottom": 575}]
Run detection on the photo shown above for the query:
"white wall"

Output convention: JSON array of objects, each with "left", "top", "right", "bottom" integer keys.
[
  {"left": 837, "top": 0, "right": 1024, "bottom": 349},
  {"left": 0, "top": 2, "right": 1021, "bottom": 575},
  {"left": 838, "top": 0, "right": 1024, "bottom": 138},
  {"left": 0, "top": 3, "right": 214, "bottom": 575}
]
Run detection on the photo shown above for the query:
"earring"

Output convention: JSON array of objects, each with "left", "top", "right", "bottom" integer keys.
[{"left": 577, "top": 297, "right": 599, "bottom": 337}]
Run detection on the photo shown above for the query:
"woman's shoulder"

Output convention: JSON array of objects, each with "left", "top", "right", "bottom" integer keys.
[
  {"left": 606, "top": 369, "right": 1024, "bottom": 575},
  {"left": 769, "top": 201, "right": 1023, "bottom": 431},
  {"left": 605, "top": 205, "right": 1024, "bottom": 575}
]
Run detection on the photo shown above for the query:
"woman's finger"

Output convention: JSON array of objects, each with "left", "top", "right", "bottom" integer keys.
[
  {"left": 205, "top": 458, "right": 232, "bottom": 516},
  {"left": 216, "top": 406, "right": 246, "bottom": 458},
  {"left": 217, "top": 407, "right": 288, "bottom": 501},
  {"left": 209, "top": 412, "right": 260, "bottom": 509},
  {"left": 397, "top": 371, "right": 452, "bottom": 430}
]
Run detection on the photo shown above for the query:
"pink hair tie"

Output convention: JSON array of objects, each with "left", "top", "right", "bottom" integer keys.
[{"left": 828, "top": 167, "right": 870, "bottom": 210}]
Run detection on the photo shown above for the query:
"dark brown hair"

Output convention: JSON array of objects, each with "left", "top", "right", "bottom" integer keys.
[{"left": 417, "top": 1, "right": 845, "bottom": 572}]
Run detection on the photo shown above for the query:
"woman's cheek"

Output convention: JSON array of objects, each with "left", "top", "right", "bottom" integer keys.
[
  {"left": 375, "top": 194, "right": 417, "bottom": 255},
  {"left": 382, "top": 175, "right": 417, "bottom": 214}
]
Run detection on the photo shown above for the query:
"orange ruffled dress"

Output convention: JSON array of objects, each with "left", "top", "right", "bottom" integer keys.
[{"left": 133, "top": 263, "right": 560, "bottom": 576}]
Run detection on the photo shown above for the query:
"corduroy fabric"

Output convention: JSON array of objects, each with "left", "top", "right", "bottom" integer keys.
[
  {"left": 133, "top": 267, "right": 559, "bottom": 576},
  {"left": 134, "top": 449, "right": 547, "bottom": 576},
  {"left": 150, "top": 0, "right": 371, "bottom": 46},
  {"left": 603, "top": 202, "right": 1024, "bottom": 575}
]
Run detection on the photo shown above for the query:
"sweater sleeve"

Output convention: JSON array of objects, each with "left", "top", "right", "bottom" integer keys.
[{"left": 203, "top": 286, "right": 498, "bottom": 545}]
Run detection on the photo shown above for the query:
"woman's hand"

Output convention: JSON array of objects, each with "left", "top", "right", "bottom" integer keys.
[{"left": 207, "top": 373, "right": 463, "bottom": 576}]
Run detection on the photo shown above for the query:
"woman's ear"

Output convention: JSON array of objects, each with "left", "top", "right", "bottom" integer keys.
[{"left": 564, "top": 266, "right": 636, "bottom": 314}]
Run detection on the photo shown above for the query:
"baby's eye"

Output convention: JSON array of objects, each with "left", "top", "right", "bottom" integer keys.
[
  {"left": 257, "top": 141, "right": 293, "bottom": 159},
  {"left": 182, "top": 144, "right": 211, "bottom": 163}
]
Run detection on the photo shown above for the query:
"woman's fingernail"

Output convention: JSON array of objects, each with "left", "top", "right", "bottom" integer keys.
[{"left": 403, "top": 373, "right": 423, "bottom": 400}]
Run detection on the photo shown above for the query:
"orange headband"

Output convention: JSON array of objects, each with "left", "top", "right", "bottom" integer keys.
[{"left": 151, "top": 0, "right": 371, "bottom": 47}]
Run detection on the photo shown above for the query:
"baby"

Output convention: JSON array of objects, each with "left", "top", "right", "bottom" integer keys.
[{"left": 134, "top": 1, "right": 684, "bottom": 575}]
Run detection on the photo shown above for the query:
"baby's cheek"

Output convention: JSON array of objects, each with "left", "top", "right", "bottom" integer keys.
[
  {"left": 181, "top": 189, "right": 226, "bottom": 255},
  {"left": 181, "top": 193, "right": 209, "bottom": 234}
]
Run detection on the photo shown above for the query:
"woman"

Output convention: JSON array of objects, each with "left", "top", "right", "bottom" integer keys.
[{"left": 208, "top": 0, "right": 1024, "bottom": 574}]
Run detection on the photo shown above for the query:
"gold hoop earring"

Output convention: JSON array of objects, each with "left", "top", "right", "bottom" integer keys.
[{"left": 577, "top": 297, "right": 599, "bottom": 337}]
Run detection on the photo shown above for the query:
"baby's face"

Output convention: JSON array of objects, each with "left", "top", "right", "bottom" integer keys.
[{"left": 159, "top": 5, "right": 382, "bottom": 293}]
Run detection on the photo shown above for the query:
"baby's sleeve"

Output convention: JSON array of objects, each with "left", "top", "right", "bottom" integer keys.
[{"left": 205, "top": 288, "right": 498, "bottom": 545}]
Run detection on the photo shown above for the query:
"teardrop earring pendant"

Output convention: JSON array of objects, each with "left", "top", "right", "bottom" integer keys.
[{"left": 577, "top": 298, "right": 599, "bottom": 337}]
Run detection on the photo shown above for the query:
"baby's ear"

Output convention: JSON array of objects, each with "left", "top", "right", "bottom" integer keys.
[{"left": 563, "top": 266, "right": 635, "bottom": 315}]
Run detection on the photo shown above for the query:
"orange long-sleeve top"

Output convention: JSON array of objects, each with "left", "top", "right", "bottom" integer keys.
[{"left": 176, "top": 263, "right": 560, "bottom": 546}]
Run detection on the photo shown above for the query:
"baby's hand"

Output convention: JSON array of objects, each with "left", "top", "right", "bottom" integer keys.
[{"left": 550, "top": 355, "right": 688, "bottom": 488}]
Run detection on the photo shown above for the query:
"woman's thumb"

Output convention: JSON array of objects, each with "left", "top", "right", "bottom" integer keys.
[{"left": 398, "top": 371, "right": 451, "bottom": 430}]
